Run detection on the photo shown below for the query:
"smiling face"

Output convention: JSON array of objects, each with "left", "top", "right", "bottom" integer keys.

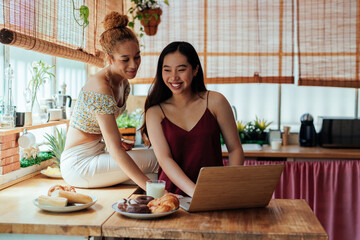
[
  {"left": 108, "top": 40, "right": 141, "bottom": 79},
  {"left": 162, "top": 51, "right": 198, "bottom": 94}
]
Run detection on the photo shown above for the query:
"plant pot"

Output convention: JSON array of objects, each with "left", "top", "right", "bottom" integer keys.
[
  {"left": 138, "top": 8, "right": 162, "bottom": 36},
  {"left": 119, "top": 127, "right": 136, "bottom": 141},
  {"left": 243, "top": 132, "right": 268, "bottom": 145}
]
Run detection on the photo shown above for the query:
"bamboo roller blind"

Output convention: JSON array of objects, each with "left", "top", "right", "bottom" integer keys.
[
  {"left": 129, "top": 0, "right": 295, "bottom": 85},
  {"left": 298, "top": 0, "right": 360, "bottom": 88},
  {"left": 0, "top": 0, "right": 107, "bottom": 67}
]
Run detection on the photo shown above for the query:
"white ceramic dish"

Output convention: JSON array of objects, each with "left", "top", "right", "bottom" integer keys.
[
  {"left": 34, "top": 195, "right": 97, "bottom": 212},
  {"left": 40, "top": 169, "right": 62, "bottom": 179},
  {"left": 111, "top": 203, "right": 179, "bottom": 219}
]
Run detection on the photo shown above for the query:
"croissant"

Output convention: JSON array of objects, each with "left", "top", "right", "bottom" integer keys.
[{"left": 147, "top": 194, "right": 179, "bottom": 213}]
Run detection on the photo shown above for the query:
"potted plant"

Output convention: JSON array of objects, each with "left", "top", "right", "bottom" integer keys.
[
  {"left": 128, "top": 0, "right": 169, "bottom": 37},
  {"left": 24, "top": 60, "right": 55, "bottom": 125},
  {"left": 44, "top": 128, "right": 66, "bottom": 168},
  {"left": 241, "top": 117, "right": 272, "bottom": 145},
  {"left": 116, "top": 110, "right": 142, "bottom": 144},
  {"left": 236, "top": 121, "right": 246, "bottom": 143}
]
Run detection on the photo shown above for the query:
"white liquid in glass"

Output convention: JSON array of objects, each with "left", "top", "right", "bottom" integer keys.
[{"left": 146, "top": 181, "right": 165, "bottom": 199}]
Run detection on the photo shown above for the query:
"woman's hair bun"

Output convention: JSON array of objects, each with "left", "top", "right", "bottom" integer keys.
[{"left": 102, "top": 11, "right": 129, "bottom": 31}]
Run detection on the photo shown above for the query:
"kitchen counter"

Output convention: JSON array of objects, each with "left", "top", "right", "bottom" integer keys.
[
  {"left": 103, "top": 199, "right": 327, "bottom": 239},
  {"left": 0, "top": 174, "right": 138, "bottom": 238},
  {"left": 0, "top": 173, "right": 327, "bottom": 240},
  {"left": 222, "top": 144, "right": 360, "bottom": 161}
]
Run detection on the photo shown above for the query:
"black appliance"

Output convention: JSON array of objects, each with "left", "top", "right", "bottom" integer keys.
[
  {"left": 299, "top": 113, "right": 317, "bottom": 147},
  {"left": 318, "top": 117, "right": 360, "bottom": 148}
]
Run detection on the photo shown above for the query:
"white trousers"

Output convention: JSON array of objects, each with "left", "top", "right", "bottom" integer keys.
[{"left": 60, "top": 139, "right": 159, "bottom": 188}]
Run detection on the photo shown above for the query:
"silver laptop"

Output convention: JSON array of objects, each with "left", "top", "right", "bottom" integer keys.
[{"left": 179, "top": 164, "right": 284, "bottom": 212}]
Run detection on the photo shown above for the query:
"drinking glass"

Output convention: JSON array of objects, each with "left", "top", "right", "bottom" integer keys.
[{"left": 146, "top": 180, "right": 165, "bottom": 198}]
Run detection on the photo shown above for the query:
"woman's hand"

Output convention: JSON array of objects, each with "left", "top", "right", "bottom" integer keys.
[
  {"left": 121, "top": 140, "right": 134, "bottom": 151},
  {"left": 164, "top": 190, "right": 184, "bottom": 199}
]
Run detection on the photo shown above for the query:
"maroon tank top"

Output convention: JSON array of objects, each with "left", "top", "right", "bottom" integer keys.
[{"left": 158, "top": 91, "right": 223, "bottom": 196}]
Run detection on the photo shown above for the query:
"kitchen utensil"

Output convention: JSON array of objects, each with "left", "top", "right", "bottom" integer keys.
[
  {"left": 54, "top": 92, "right": 72, "bottom": 119},
  {"left": 18, "top": 129, "right": 36, "bottom": 148},
  {"left": 16, "top": 112, "right": 25, "bottom": 127},
  {"left": 48, "top": 108, "right": 62, "bottom": 121}
]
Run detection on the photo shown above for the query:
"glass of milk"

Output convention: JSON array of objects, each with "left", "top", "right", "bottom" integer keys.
[{"left": 146, "top": 180, "right": 166, "bottom": 199}]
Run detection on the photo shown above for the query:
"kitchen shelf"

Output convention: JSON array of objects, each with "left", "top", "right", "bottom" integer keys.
[
  {"left": 0, "top": 158, "right": 55, "bottom": 189},
  {"left": 0, "top": 119, "right": 69, "bottom": 136}
]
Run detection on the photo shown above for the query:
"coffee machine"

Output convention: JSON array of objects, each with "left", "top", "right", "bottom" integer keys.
[
  {"left": 54, "top": 92, "right": 72, "bottom": 119},
  {"left": 299, "top": 113, "right": 317, "bottom": 147}
]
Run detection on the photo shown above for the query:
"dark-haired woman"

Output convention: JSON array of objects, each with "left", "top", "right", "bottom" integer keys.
[
  {"left": 60, "top": 12, "right": 158, "bottom": 190},
  {"left": 141, "top": 41, "right": 244, "bottom": 197}
]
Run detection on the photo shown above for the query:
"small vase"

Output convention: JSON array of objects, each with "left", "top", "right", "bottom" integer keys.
[{"left": 31, "top": 97, "right": 48, "bottom": 125}]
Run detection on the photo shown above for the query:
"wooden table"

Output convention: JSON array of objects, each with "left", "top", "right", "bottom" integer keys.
[
  {"left": 103, "top": 199, "right": 328, "bottom": 240},
  {"left": 222, "top": 145, "right": 360, "bottom": 160},
  {"left": 0, "top": 174, "right": 137, "bottom": 237}
]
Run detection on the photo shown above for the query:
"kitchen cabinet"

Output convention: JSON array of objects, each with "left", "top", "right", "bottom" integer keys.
[{"left": 222, "top": 144, "right": 360, "bottom": 161}]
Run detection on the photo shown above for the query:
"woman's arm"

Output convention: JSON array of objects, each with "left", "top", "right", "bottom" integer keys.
[
  {"left": 97, "top": 113, "right": 150, "bottom": 191},
  {"left": 146, "top": 106, "right": 196, "bottom": 197},
  {"left": 210, "top": 92, "right": 244, "bottom": 166}
]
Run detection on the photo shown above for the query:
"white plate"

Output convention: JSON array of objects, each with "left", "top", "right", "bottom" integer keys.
[
  {"left": 40, "top": 169, "right": 62, "bottom": 179},
  {"left": 34, "top": 195, "right": 97, "bottom": 212},
  {"left": 111, "top": 203, "right": 179, "bottom": 219}
]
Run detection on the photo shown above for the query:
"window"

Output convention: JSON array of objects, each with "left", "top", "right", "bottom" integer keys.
[
  {"left": 9, "top": 46, "right": 53, "bottom": 112},
  {"left": 0, "top": 0, "right": 106, "bottom": 67},
  {"left": 129, "top": 0, "right": 294, "bottom": 84},
  {"left": 56, "top": 58, "right": 87, "bottom": 98},
  {"left": 1, "top": 45, "right": 86, "bottom": 146},
  {"left": 132, "top": 0, "right": 359, "bottom": 133}
]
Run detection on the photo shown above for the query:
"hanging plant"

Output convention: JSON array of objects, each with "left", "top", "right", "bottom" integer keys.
[
  {"left": 71, "top": 0, "right": 89, "bottom": 28},
  {"left": 128, "top": 0, "right": 169, "bottom": 37}
]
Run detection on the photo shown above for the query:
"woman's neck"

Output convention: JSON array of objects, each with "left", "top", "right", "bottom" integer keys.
[
  {"left": 107, "top": 66, "right": 125, "bottom": 86},
  {"left": 170, "top": 91, "right": 199, "bottom": 108}
]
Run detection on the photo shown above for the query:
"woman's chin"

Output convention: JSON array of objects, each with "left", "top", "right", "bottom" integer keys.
[{"left": 126, "top": 73, "right": 137, "bottom": 79}]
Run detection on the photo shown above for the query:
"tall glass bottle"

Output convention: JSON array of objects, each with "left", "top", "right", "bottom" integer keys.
[{"left": 1, "top": 64, "right": 15, "bottom": 128}]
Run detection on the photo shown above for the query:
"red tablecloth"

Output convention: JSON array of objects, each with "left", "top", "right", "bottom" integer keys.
[{"left": 242, "top": 159, "right": 360, "bottom": 240}]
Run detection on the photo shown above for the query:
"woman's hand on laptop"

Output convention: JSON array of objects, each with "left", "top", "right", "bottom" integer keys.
[{"left": 164, "top": 190, "right": 184, "bottom": 199}]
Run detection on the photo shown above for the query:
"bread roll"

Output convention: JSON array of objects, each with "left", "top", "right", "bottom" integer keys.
[
  {"left": 38, "top": 195, "right": 68, "bottom": 207},
  {"left": 48, "top": 184, "right": 76, "bottom": 196},
  {"left": 52, "top": 190, "right": 92, "bottom": 204}
]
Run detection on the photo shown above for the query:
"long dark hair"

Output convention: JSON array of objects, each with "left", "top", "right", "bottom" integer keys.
[{"left": 140, "top": 41, "right": 206, "bottom": 143}]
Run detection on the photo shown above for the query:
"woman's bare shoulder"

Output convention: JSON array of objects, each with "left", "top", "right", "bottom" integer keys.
[
  {"left": 147, "top": 105, "right": 162, "bottom": 116},
  {"left": 208, "top": 90, "right": 228, "bottom": 106},
  {"left": 83, "top": 69, "right": 112, "bottom": 95}
]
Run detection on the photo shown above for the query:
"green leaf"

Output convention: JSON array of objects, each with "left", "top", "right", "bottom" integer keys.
[
  {"left": 79, "top": 5, "right": 90, "bottom": 28},
  {"left": 116, "top": 110, "right": 142, "bottom": 129},
  {"left": 128, "top": 22, "right": 135, "bottom": 28},
  {"left": 44, "top": 128, "right": 66, "bottom": 167},
  {"left": 20, "top": 152, "right": 53, "bottom": 168}
]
